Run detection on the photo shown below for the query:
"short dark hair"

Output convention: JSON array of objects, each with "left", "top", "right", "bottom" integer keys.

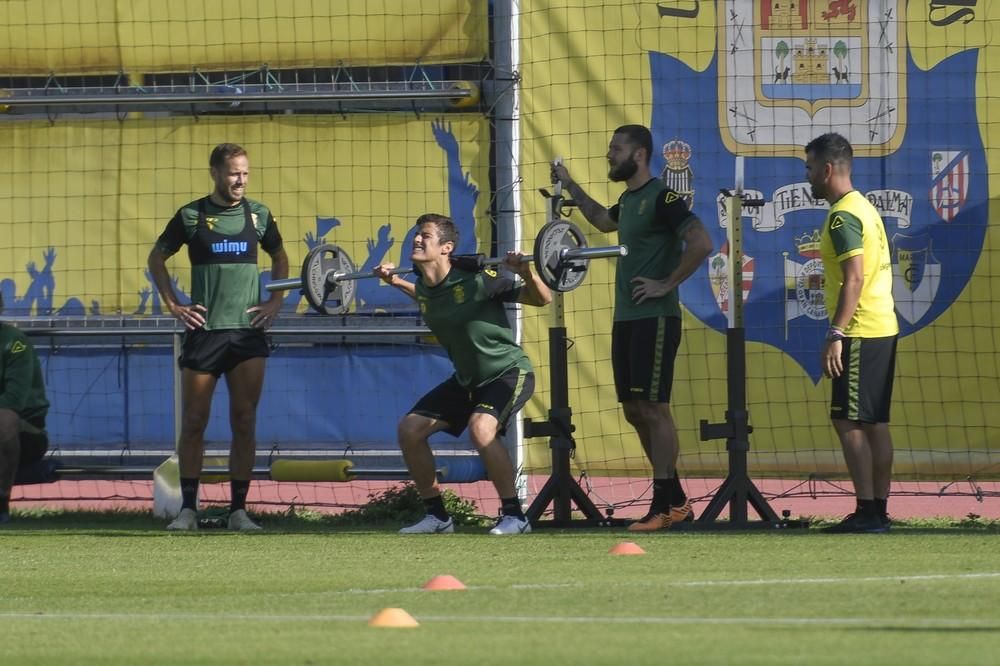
[
  {"left": 416, "top": 213, "right": 459, "bottom": 248},
  {"left": 614, "top": 125, "right": 653, "bottom": 164},
  {"left": 210, "top": 143, "right": 248, "bottom": 170},
  {"left": 805, "top": 133, "right": 853, "bottom": 168}
]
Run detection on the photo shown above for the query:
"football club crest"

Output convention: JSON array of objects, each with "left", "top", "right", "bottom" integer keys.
[
  {"left": 719, "top": 0, "right": 906, "bottom": 157},
  {"left": 783, "top": 230, "right": 827, "bottom": 330},
  {"left": 891, "top": 232, "right": 941, "bottom": 325},
  {"left": 644, "top": 0, "right": 988, "bottom": 381},
  {"left": 929, "top": 150, "right": 969, "bottom": 222},
  {"left": 708, "top": 241, "right": 754, "bottom": 314},
  {"left": 660, "top": 139, "right": 695, "bottom": 208}
]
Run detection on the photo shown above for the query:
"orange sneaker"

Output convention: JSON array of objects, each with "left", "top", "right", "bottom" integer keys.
[
  {"left": 627, "top": 511, "right": 671, "bottom": 532},
  {"left": 670, "top": 499, "right": 694, "bottom": 523}
]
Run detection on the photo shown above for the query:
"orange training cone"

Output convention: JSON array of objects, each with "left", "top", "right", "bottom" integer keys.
[
  {"left": 368, "top": 608, "right": 420, "bottom": 628},
  {"left": 422, "top": 574, "right": 467, "bottom": 590},
  {"left": 609, "top": 541, "right": 646, "bottom": 555}
]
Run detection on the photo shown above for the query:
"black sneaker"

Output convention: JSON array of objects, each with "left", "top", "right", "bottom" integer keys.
[
  {"left": 0, "top": 511, "right": 10, "bottom": 525},
  {"left": 822, "top": 512, "right": 888, "bottom": 534},
  {"left": 881, "top": 514, "right": 892, "bottom": 531}
]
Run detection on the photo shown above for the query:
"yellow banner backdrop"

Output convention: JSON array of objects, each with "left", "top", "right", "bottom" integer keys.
[
  {"left": 0, "top": 114, "right": 490, "bottom": 315},
  {"left": 518, "top": 1, "right": 1000, "bottom": 479},
  {"left": 0, "top": 0, "right": 488, "bottom": 74}
]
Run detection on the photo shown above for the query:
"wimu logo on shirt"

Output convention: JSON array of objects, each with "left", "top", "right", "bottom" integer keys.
[{"left": 211, "top": 240, "right": 249, "bottom": 255}]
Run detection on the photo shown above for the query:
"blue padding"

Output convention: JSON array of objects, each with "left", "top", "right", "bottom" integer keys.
[{"left": 37, "top": 344, "right": 467, "bottom": 451}]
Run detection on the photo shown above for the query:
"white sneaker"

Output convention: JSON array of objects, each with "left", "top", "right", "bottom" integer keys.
[
  {"left": 228, "top": 509, "right": 262, "bottom": 531},
  {"left": 166, "top": 508, "right": 198, "bottom": 531},
  {"left": 489, "top": 515, "right": 532, "bottom": 535},
  {"left": 399, "top": 514, "right": 454, "bottom": 534}
]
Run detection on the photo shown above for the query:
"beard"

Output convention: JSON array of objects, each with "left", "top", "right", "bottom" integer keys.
[
  {"left": 608, "top": 155, "right": 639, "bottom": 182},
  {"left": 810, "top": 182, "right": 825, "bottom": 200},
  {"left": 215, "top": 184, "right": 244, "bottom": 205}
]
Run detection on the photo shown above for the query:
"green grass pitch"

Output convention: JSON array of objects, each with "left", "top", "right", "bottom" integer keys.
[{"left": 2, "top": 512, "right": 999, "bottom": 665}]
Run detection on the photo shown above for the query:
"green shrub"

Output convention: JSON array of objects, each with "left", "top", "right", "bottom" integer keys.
[{"left": 327, "top": 483, "right": 490, "bottom": 527}]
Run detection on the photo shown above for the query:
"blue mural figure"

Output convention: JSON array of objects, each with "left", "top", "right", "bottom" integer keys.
[
  {"left": 133, "top": 269, "right": 190, "bottom": 315},
  {"left": 22, "top": 247, "right": 56, "bottom": 315},
  {"left": 55, "top": 297, "right": 101, "bottom": 316},
  {"left": 643, "top": 1, "right": 988, "bottom": 382},
  {"left": 259, "top": 222, "right": 339, "bottom": 313},
  {"left": 1, "top": 247, "right": 101, "bottom": 316},
  {"left": 353, "top": 118, "right": 480, "bottom": 312},
  {"left": 0, "top": 280, "right": 19, "bottom": 315}
]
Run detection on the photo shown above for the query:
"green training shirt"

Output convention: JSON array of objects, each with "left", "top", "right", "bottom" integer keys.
[
  {"left": 155, "top": 196, "right": 283, "bottom": 330},
  {"left": 0, "top": 323, "right": 49, "bottom": 423},
  {"left": 416, "top": 266, "right": 531, "bottom": 389},
  {"left": 609, "top": 179, "right": 696, "bottom": 321}
]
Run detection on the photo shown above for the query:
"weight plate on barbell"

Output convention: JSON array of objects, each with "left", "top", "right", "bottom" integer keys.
[
  {"left": 301, "top": 243, "right": 358, "bottom": 315},
  {"left": 532, "top": 220, "right": 589, "bottom": 292}
]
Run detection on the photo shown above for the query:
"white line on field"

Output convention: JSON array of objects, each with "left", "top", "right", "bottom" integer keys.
[
  {"left": 331, "top": 571, "right": 1000, "bottom": 595},
  {"left": 1, "top": 611, "right": 997, "bottom": 630},
  {"left": 670, "top": 572, "right": 1000, "bottom": 587}
]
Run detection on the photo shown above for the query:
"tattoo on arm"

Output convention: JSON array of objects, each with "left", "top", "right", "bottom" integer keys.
[{"left": 566, "top": 181, "right": 615, "bottom": 231}]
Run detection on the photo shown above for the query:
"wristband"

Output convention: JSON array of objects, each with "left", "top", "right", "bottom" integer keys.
[{"left": 826, "top": 327, "right": 846, "bottom": 342}]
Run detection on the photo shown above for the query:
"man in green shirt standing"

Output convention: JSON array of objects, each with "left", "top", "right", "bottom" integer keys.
[
  {"left": 148, "top": 143, "right": 289, "bottom": 531},
  {"left": 0, "top": 292, "right": 50, "bottom": 524},
  {"left": 552, "top": 125, "right": 714, "bottom": 531},
  {"left": 375, "top": 213, "right": 552, "bottom": 535}
]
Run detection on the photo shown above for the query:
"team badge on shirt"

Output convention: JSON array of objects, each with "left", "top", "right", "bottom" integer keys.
[{"left": 453, "top": 285, "right": 466, "bottom": 304}]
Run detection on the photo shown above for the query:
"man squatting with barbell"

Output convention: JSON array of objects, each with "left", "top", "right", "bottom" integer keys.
[
  {"left": 552, "top": 124, "right": 714, "bottom": 532},
  {"left": 375, "top": 213, "right": 552, "bottom": 535}
]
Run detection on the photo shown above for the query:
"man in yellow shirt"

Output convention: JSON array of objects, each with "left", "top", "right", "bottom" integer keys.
[{"left": 805, "top": 133, "right": 899, "bottom": 534}]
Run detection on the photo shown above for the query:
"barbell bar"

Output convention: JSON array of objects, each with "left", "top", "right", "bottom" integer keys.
[{"left": 266, "top": 219, "right": 627, "bottom": 315}]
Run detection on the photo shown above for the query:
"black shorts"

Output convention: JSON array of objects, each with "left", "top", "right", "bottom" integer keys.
[
  {"left": 831, "top": 335, "right": 897, "bottom": 423},
  {"left": 410, "top": 367, "right": 534, "bottom": 437},
  {"left": 178, "top": 328, "right": 270, "bottom": 377},
  {"left": 19, "top": 416, "right": 49, "bottom": 466},
  {"left": 612, "top": 316, "right": 682, "bottom": 403}
]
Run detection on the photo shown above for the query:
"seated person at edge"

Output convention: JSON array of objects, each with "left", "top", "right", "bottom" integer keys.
[
  {"left": 0, "top": 292, "right": 51, "bottom": 524},
  {"left": 375, "top": 213, "right": 551, "bottom": 535}
]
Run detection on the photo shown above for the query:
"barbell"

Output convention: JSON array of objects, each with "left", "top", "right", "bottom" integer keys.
[{"left": 266, "top": 220, "right": 628, "bottom": 315}]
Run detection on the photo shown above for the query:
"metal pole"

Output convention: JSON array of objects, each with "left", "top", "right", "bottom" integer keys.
[{"left": 1, "top": 87, "right": 475, "bottom": 108}]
